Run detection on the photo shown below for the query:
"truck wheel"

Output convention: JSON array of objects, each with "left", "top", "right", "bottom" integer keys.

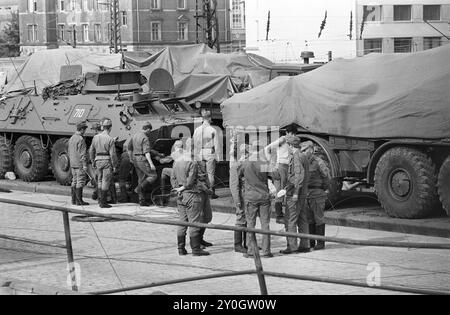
[
  {"left": 438, "top": 156, "right": 450, "bottom": 216},
  {"left": 51, "top": 138, "right": 72, "bottom": 186},
  {"left": 0, "top": 136, "right": 13, "bottom": 179},
  {"left": 13, "top": 135, "right": 49, "bottom": 182},
  {"left": 375, "top": 147, "right": 439, "bottom": 219}
]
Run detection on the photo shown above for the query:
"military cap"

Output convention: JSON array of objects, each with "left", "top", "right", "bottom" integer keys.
[
  {"left": 301, "top": 140, "right": 315, "bottom": 152},
  {"left": 286, "top": 136, "right": 302, "bottom": 148},
  {"left": 201, "top": 110, "right": 212, "bottom": 119},
  {"left": 142, "top": 122, "right": 153, "bottom": 131},
  {"left": 76, "top": 121, "right": 88, "bottom": 131}
]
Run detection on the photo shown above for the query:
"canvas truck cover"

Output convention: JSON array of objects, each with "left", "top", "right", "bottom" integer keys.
[
  {"left": 4, "top": 49, "right": 122, "bottom": 94},
  {"left": 221, "top": 45, "right": 450, "bottom": 140}
]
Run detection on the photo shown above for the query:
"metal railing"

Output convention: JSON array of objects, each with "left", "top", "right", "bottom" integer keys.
[{"left": 0, "top": 196, "right": 449, "bottom": 296}]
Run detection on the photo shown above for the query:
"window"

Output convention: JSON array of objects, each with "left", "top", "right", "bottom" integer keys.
[
  {"left": 424, "top": 37, "right": 442, "bottom": 50},
  {"left": 424, "top": 5, "right": 441, "bottom": 21},
  {"left": 93, "top": 0, "right": 99, "bottom": 11},
  {"left": 151, "top": 0, "right": 160, "bottom": 10},
  {"left": 363, "top": 5, "right": 382, "bottom": 22},
  {"left": 94, "top": 24, "right": 102, "bottom": 42},
  {"left": 69, "top": 0, "right": 76, "bottom": 11},
  {"left": 122, "top": 11, "right": 128, "bottom": 26},
  {"left": 81, "top": 0, "right": 88, "bottom": 11},
  {"left": 394, "top": 5, "right": 411, "bottom": 21},
  {"left": 151, "top": 22, "right": 161, "bottom": 41},
  {"left": 232, "top": 0, "right": 243, "bottom": 28},
  {"left": 364, "top": 38, "right": 382, "bottom": 54},
  {"left": 60, "top": 0, "right": 65, "bottom": 11},
  {"left": 58, "top": 24, "right": 65, "bottom": 41},
  {"left": 27, "top": 24, "right": 38, "bottom": 42},
  {"left": 177, "top": 22, "right": 188, "bottom": 41},
  {"left": 177, "top": 0, "right": 186, "bottom": 10},
  {"left": 394, "top": 38, "right": 412, "bottom": 53},
  {"left": 28, "top": 0, "right": 37, "bottom": 12},
  {"left": 82, "top": 24, "right": 89, "bottom": 42}
]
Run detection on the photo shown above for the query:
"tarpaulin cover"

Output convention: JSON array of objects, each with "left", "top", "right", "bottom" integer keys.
[
  {"left": 124, "top": 44, "right": 273, "bottom": 87},
  {"left": 4, "top": 48, "right": 122, "bottom": 93},
  {"left": 222, "top": 45, "right": 450, "bottom": 140},
  {"left": 174, "top": 74, "right": 239, "bottom": 105}
]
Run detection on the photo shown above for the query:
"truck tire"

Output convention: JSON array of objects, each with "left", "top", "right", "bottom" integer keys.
[
  {"left": 374, "top": 147, "right": 439, "bottom": 219},
  {"left": 51, "top": 138, "right": 72, "bottom": 186},
  {"left": 438, "top": 156, "right": 450, "bottom": 216},
  {"left": 13, "top": 135, "right": 49, "bottom": 182},
  {"left": 0, "top": 136, "right": 13, "bottom": 179}
]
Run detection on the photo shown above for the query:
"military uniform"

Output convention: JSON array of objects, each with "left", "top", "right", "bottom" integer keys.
[
  {"left": 68, "top": 122, "right": 89, "bottom": 206},
  {"left": 89, "top": 120, "right": 118, "bottom": 208},
  {"left": 306, "top": 154, "right": 331, "bottom": 250},
  {"left": 128, "top": 130, "right": 157, "bottom": 206},
  {"left": 197, "top": 159, "right": 213, "bottom": 248},
  {"left": 171, "top": 152, "right": 210, "bottom": 256},
  {"left": 118, "top": 138, "right": 136, "bottom": 203}
]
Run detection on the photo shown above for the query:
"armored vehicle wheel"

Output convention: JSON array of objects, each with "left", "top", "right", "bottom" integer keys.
[
  {"left": 0, "top": 136, "right": 13, "bottom": 179},
  {"left": 438, "top": 156, "right": 450, "bottom": 216},
  {"left": 51, "top": 138, "right": 72, "bottom": 186},
  {"left": 13, "top": 135, "right": 49, "bottom": 182},
  {"left": 374, "top": 147, "right": 439, "bottom": 219}
]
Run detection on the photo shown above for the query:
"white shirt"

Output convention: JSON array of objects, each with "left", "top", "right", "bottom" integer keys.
[
  {"left": 193, "top": 121, "right": 219, "bottom": 160},
  {"left": 265, "top": 136, "right": 290, "bottom": 165}
]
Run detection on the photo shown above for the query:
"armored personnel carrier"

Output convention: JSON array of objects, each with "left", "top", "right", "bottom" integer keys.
[{"left": 0, "top": 68, "right": 200, "bottom": 186}]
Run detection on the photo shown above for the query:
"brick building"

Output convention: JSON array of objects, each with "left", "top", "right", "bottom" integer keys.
[
  {"left": 356, "top": 0, "right": 450, "bottom": 56},
  {"left": 19, "top": 0, "right": 246, "bottom": 55}
]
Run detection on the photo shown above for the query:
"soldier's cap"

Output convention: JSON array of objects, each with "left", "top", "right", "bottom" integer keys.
[
  {"left": 201, "top": 110, "right": 212, "bottom": 119},
  {"left": 76, "top": 121, "right": 88, "bottom": 130},
  {"left": 301, "top": 140, "right": 315, "bottom": 152},
  {"left": 142, "top": 122, "right": 153, "bottom": 131},
  {"left": 101, "top": 118, "right": 113, "bottom": 127},
  {"left": 286, "top": 135, "right": 302, "bottom": 149}
]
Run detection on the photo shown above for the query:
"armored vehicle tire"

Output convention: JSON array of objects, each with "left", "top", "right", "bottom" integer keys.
[
  {"left": 51, "top": 138, "right": 72, "bottom": 186},
  {"left": 438, "top": 156, "right": 450, "bottom": 216},
  {"left": 374, "top": 147, "right": 439, "bottom": 219},
  {"left": 0, "top": 136, "right": 13, "bottom": 179},
  {"left": 13, "top": 135, "right": 49, "bottom": 182}
]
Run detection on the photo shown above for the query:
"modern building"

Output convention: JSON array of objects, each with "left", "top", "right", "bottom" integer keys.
[
  {"left": 356, "top": 0, "right": 450, "bottom": 56},
  {"left": 19, "top": 0, "right": 246, "bottom": 55}
]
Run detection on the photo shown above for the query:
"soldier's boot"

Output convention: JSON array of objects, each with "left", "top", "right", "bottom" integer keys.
[
  {"left": 99, "top": 190, "right": 112, "bottom": 209},
  {"left": 234, "top": 230, "right": 247, "bottom": 253},
  {"left": 178, "top": 236, "right": 188, "bottom": 256},
  {"left": 108, "top": 184, "right": 118, "bottom": 205},
  {"left": 309, "top": 224, "right": 317, "bottom": 249},
  {"left": 314, "top": 224, "right": 326, "bottom": 251},
  {"left": 275, "top": 202, "right": 284, "bottom": 224},
  {"left": 71, "top": 187, "right": 77, "bottom": 205},
  {"left": 76, "top": 188, "right": 89, "bottom": 206},
  {"left": 191, "top": 235, "right": 210, "bottom": 256},
  {"left": 199, "top": 228, "right": 213, "bottom": 248},
  {"left": 92, "top": 188, "right": 99, "bottom": 201},
  {"left": 118, "top": 185, "right": 129, "bottom": 203},
  {"left": 243, "top": 231, "right": 248, "bottom": 250}
]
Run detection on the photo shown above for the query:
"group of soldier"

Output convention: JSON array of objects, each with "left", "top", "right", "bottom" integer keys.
[{"left": 68, "top": 113, "right": 331, "bottom": 258}]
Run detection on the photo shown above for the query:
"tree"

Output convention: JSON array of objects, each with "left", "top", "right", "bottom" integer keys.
[{"left": 0, "top": 12, "right": 20, "bottom": 57}]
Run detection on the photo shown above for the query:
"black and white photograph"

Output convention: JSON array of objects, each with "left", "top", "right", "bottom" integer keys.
[{"left": 0, "top": 0, "right": 449, "bottom": 301}]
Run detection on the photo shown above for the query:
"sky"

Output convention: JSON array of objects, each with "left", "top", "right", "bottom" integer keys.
[{"left": 245, "top": 0, "right": 357, "bottom": 62}]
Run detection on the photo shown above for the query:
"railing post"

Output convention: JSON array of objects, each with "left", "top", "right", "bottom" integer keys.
[
  {"left": 62, "top": 211, "right": 79, "bottom": 292},
  {"left": 249, "top": 232, "right": 268, "bottom": 296}
]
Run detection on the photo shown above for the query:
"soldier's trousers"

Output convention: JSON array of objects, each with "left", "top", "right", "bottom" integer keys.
[
  {"left": 285, "top": 195, "right": 310, "bottom": 250},
  {"left": 306, "top": 189, "right": 326, "bottom": 226},
  {"left": 245, "top": 201, "right": 271, "bottom": 256},
  {"left": 200, "top": 192, "right": 213, "bottom": 224},
  {"left": 177, "top": 192, "right": 203, "bottom": 238},
  {"left": 229, "top": 161, "right": 246, "bottom": 226},
  {"left": 134, "top": 157, "right": 157, "bottom": 201},
  {"left": 274, "top": 163, "right": 289, "bottom": 203},
  {"left": 118, "top": 152, "right": 134, "bottom": 189},
  {"left": 71, "top": 168, "right": 86, "bottom": 189},
  {"left": 95, "top": 160, "right": 113, "bottom": 191}
]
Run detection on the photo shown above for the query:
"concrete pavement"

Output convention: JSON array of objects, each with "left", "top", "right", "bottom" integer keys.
[{"left": 0, "top": 190, "right": 449, "bottom": 295}]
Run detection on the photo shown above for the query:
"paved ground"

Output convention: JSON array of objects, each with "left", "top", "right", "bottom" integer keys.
[{"left": 0, "top": 191, "right": 449, "bottom": 295}]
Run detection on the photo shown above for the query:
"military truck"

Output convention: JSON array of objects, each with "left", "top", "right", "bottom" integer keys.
[{"left": 0, "top": 68, "right": 200, "bottom": 186}]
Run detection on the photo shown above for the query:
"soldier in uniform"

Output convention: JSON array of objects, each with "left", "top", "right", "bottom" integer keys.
[
  {"left": 280, "top": 136, "right": 310, "bottom": 255},
  {"left": 171, "top": 139, "right": 210, "bottom": 257},
  {"left": 118, "top": 138, "right": 135, "bottom": 203},
  {"left": 87, "top": 122, "right": 102, "bottom": 201},
  {"left": 68, "top": 121, "right": 89, "bottom": 206},
  {"left": 128, "top": 122, "right": 158, "bottom": 207},
  {"left": 89, "top": 118, "right": 118, "bottom": 209},
  {"left": 302, "top": 141, "right": 331, "bottom": 251}
]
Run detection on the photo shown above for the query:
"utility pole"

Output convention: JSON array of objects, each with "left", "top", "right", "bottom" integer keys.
[
  {"left": 195, "top": 0, "right": 221, "bottom": 52},
  {"left": 72, "top": 25, "right": 77, "bottom": 48},
  {"left": 109, "top": 0, "right": 122, "bottom": 54}
]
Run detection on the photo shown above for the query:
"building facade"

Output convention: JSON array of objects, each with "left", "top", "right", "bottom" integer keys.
[
  {"left": 19, "top": 0, "right": 246, "bottom": 55},
  {"left": 0, "top": 1, "right": 18, "bottom": 31},
  {"left": 356, "top": 0, "right": 450, "bottom": 56}
]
